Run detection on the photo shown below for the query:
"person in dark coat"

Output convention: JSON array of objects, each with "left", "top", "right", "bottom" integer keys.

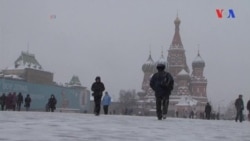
[
  {"left": 5, "top": 93, "right": 12, "bottom": 110},
  {"left": 12, "top": 92, "right": 18, "bottom": 111},
  {"left": 150, "top": 63, "right": 174, "bottom": 120},
  {"left": 205, "top": 102, "right": 212, "bottom": 120},
  {"left": 24, "top": 94, "right": 31, "bottom": 111},
  {"left": 48, "top": 94, "right": 57, "bottom": 112},
  {"left": 0, "top": 93, "right": 6, "bottom": 111},
  {"left": 247, "top": 99, "right": 250, "bottom": 121},
  {"left": 16, "top": 92, "right": 23, "bottom": 111},
  {"left": 102, "top": 91, "right": 111, "bottom": 115},
  {"left": 91, "top": 76, "right": 105, "bottom": 116},
  {"left": 235, "top": 94, "right": 244, "bottom": 122}
]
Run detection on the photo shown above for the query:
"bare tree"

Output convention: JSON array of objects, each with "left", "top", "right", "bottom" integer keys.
[{"left": 118, "top": 89, "right": 137, "bottom": 115}]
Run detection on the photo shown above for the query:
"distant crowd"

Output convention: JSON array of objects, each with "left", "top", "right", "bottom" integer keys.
[
  {"left": 0, "top": 92, "right": 31, "bottom": 111},
  {"left": 0, "top": 93, "right": 58, "bottom": 112}
]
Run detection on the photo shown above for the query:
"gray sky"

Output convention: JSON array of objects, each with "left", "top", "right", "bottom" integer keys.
[{"left": 1, "top": 0, "right": 250, "bottom": 108}]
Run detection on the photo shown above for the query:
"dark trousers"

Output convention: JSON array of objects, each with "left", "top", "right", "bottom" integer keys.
[
  {"left": 94, "top": 95, "right": 102, "bottom": 115},
  {"left": 235, "top": 110, "right": 243, "bottom": 122},
  {"left": 103, "top": 105, "right": 109, "bottom": 115},
  {"left": 156, "top": 95, "right": 169, "bottom": 119},
  {"left": 205, "top": 112, "right": 211, "bottom": 120},
  {"left": 1, "top": 104, "right": 5, "bottom": 111},
  {"left": 17, "top": 102, "right": 22, "bottom": 111}
]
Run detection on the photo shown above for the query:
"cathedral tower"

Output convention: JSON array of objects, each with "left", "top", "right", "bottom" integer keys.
[
  {"left": 167, "top": 16, "right": 189, "bottom": 77},
  {"left": 190, "top": 50, "right": 207, "bottom": 102}
]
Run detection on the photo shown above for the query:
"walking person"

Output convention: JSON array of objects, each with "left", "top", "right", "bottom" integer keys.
[
  {"left": 12, "top": 92, "right": 17, "bottom": 111},
  {"left": 16, "top": 92, "right": 23, "bottom": 111},
  {"left": 102, "top": 91, "right": 111, "bottom": 115},
  {"left": 48, "top": 94, "right": 57, "bottom": 112},
  {"left": 150, "top": 63, "right": 174, "bottom": 120},
  {"left": 247, "top": 98, "right": 250, "bottom": 121},
  {"left": 235, "top": 94, "right": 244, "bottom": 122},
  {"left": 0, "top": 93, "right": 6, "bottom": 111},
  {"left": 5, "top": 93, "right": 12, "bottom": 110},
  {"left": 24, "top": 94, "right": 31, "bottom": 111},
  {"left": 91, "top": 76, "right": 105, "bottom": 116},
  {"left": 205, "top": 102, "right": 212, "bottom": 120}
]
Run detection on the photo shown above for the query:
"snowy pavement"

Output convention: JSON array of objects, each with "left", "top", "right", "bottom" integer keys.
[{"left": 0, "top": 111, "right": 249, "bottom": 141}]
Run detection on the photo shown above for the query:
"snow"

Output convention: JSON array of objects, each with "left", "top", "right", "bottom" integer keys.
[
  {"left": 193, "top": 55, "right": 204, "bottom": 63},
  {"left": 176, "top": 96, "right": 198, "bottom": 106},
  {"left": 1, "top": 74, "right": 24, "bottom": 80},
  {"left": 178, "top": 69, "right": 189, "bottom": 75},
  {"left": 0, "top": 111, "right": 249, "bottom": 141}
]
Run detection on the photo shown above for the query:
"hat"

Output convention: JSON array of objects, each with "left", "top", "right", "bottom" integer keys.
[
  {"left": 95, "top": 76, "right": 101, "bottom": 80},
  {"left": 156, "top": 63, "right": 165, "bottom": 70}
]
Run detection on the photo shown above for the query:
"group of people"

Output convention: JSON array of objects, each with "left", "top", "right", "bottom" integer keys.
[
  {"left": 91, "top": 63, "right": 174, "bottom": 119},
  {"left": 91, "top": 76, "right": 111, "bottom": 116},
  {"left": 149, "top": 63, "right": 250, "bottom": 122},
  {"left": 0, "top": 92, "right": 58, "bottom": 112},
  {"left": 0, "top": 92, "right": 31, "bottom": 111}
]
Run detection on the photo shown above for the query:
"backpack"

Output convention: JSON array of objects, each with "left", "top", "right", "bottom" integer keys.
[{"left": 158, "top": 72, "right": 171, "bottom": 89}]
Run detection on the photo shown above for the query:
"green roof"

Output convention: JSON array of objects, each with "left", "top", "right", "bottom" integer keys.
[
  {"left": 69, "top": 75, "right": 81, "bottom": 86},
  {"left": 14, "top": 52, "right": 42, "bottom": 69}
]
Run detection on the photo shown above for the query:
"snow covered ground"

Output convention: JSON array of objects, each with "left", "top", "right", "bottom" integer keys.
[{"left": 0, "top": 111, "right": 249, "bottom": 141}]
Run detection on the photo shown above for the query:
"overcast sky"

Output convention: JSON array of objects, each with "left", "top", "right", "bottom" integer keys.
[{"left": 0, "top": 0, "right": 250, "bottom": 108}]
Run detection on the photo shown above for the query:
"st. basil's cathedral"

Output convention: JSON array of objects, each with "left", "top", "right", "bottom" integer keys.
[{"left": 138, "top": 16, "right": 208, "bottom": 118}]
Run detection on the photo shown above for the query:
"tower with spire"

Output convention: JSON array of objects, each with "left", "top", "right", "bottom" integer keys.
[{"left": 139, "top": 16, "right": 208, "bottom": 117}]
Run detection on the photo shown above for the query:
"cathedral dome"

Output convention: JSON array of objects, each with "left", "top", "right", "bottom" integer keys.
[
  {"left": 142, "top": 54, "right": 155, "bottom": 73},
  {"left": 192, "top": 52, "right": 205, "bottom": 68},
  {"left": 174, "top": 16, "right": 181, "bottom": 25},
  {"left": 155, "top": 51, "right": 167, "bottom": 70}
]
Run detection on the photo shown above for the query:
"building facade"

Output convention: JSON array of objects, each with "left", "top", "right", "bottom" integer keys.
[{"left": 138, "top": 16, "right": 208, "bottom": 118}]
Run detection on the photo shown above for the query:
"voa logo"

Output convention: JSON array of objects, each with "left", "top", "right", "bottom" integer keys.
[{"left": 216, "top": 9, "right": 235, "bottom": 19}]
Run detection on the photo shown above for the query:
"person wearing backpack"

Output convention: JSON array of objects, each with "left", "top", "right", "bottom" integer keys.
[{"left": 150, "top": 63, "right": 174, "bottom": 120}]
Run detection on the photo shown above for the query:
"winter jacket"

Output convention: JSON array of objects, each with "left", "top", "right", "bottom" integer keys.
[
  {"left": 17, "top": 93, "right": 23, "bottom": 104},
  {"left": 48, "top": 97, "right": 57, "bottom": 109},
  {"left": 150, "top": 71, "right": 174, "bottom": 97},
  {"left": 235, "top": 98, "right": 244, "bottom": 111},
  {"left": 205, "top": 104, "right": 212, "bottom": 114},
  {"left": 102, "top": 94, "right": 111, "bottom": 106},
  {"left": 0, "top": 94, "right": 6, "bottom": 105},
  {"left": 247, "top": 100, "right": 250, "bottom": 112},
  {"left": 24, "top": 96, "right": 31, "bottom": 107},
  {"left": 91, "top": 82, "right": 105, "bottom": 96}
]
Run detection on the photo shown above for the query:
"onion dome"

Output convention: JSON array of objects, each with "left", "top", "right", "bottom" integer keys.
[
  {"left": 192, "top": 51, "right": 205, "bottom": 68},
  {"left": 155, "top": 50, "right": 167, "bottom": 66},
  {"left": 174, "top": 16, "right": 181, "bottom": 25},
  {"left": 142, "top": 53, "right": 155, "bottom": 73}
]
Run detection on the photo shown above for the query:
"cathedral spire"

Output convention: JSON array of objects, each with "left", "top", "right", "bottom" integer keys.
[
  {"left": 171, "top": 15, "right": 183, "bottom": 48},
  {"left": 197, "top": 44, "right": 200, "bottom": 56}
]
